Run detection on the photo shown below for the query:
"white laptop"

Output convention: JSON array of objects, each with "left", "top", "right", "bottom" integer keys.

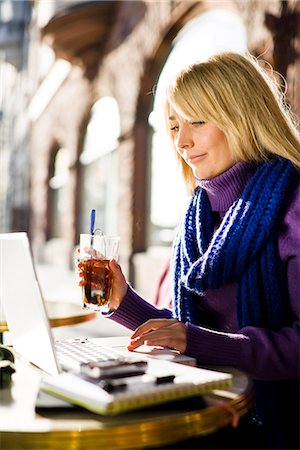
[{"left": 0, "top": 232, "right": 232, "bottom": 415}]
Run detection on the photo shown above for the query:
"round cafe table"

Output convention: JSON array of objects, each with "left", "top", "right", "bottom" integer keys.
[
  {"left": 1, "top": 354, "right": 253, "bottom": 450},
  {"left": 0, "top": 301, "right": 96, "bottom": 334}
]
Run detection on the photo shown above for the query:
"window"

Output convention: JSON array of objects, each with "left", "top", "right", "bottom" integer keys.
[
  {"left": 79, "top": 96, "right": 120, "bottom": 236},
  {"left": 48, "top": 146, "right": 70, "bottom": 238},
  {"left": 148, "top": 8, "right": 247, "bottom": 247}
]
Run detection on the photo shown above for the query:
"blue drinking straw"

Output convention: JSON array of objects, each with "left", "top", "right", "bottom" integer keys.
[{"left": 90, "top": 208, "right": 96, "bottom": 256}]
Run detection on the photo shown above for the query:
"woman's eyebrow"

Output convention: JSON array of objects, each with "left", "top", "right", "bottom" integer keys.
[{"left": 168, "top": 115, "right": 176, "bottom": 120}]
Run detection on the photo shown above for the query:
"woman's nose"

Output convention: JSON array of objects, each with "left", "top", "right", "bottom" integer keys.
[{"left": 177, "top": 128, "right": 193, "bottom": 151}]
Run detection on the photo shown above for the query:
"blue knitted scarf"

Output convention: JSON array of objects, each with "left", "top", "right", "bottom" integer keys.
[
  {"left": 172, "top": 157, "right": 297, "bottom": 330},
  {"left": 172, "top": 157, "right": 299, "bottom": 448}
]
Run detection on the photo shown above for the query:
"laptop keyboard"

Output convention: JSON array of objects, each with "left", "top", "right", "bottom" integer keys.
[{"left": 55, "top": 338, "right": 126, "bottom": 371}]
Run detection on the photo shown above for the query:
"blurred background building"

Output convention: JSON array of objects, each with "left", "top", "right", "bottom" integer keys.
[{"left": 1, "top": 0, "right": 299, "bottom": 304}]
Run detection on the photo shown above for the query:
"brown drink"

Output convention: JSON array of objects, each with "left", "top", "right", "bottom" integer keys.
[
  {"left": 80, "top": 233, "right": 119, "bottom": 314},
  {"left": 82, "top": 259, "right": 112, "bottom": 308}
]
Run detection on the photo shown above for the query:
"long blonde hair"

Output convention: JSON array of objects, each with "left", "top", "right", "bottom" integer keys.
[{"left": 165, "top": 52, "right": 300, "bottom": 192}]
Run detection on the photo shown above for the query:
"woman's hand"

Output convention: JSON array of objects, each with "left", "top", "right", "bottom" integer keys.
[
  {"left": 127, "top": 319, "right": 187, "bottom": 353},
  {"left": 108, "top": 258, "right": 128, "bottom": 310},
  {"left": 76, "top": 250, "right": 128, "bottom": 311}
]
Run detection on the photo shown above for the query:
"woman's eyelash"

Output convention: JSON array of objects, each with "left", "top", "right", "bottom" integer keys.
[
  {"left": 191, "top": 121, "right": 205, "bottom": 125},
  {"left": 169, "top": 121, "right": 205, "bottom": 131}
]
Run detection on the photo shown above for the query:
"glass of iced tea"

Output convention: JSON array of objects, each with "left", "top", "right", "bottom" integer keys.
[{"left": 80, "top": 233, "right": 120, "bottom": 315}]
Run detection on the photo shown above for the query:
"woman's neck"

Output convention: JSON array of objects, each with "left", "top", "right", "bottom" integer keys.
[{"left": 197, "top": 161, "right": 258, "bottom": 212}]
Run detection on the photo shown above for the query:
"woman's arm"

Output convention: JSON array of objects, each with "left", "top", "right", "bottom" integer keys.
[
  {"left": 185, "top": 320, "right": 299, "bottom": 380},
  {"left": 108, "top": 187, "right": 300, "bottom": 380},
  {"left": 184, "top": 186, "right": 300, "bottom": 380},
  {"left": 109, "top": 284, "right": 173, "bottom": 331}
]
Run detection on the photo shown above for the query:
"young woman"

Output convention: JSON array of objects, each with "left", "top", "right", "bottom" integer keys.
[{"left": 79, "top": 52, "right": 300, "bottom": 449}]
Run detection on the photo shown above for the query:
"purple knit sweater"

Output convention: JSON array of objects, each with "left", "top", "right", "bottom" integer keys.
[{"left": 110, "top": 162, "right": 300, "bottom": 381}]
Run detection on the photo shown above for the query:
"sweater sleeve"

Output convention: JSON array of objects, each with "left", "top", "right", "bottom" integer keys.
[
  {"left": 109, "top": 284, "right": 173, "bottom": 331},
  {"left": 185, "top": 187, "right": 300, "bottom": 380}
]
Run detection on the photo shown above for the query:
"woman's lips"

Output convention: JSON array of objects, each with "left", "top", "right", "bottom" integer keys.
[{"left": 186, "top": 153, "right": 208, "bottom": 164}]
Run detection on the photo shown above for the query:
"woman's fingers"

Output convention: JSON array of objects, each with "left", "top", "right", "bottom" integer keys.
[
  {"left": 91, "top": 248, "right": 105, "bottom": 259},
  {"left": 130, "top": 319, "right": 178, "bottom": 340},
  {"left": 128, "top": 331, "right": 173, "bottom": 349},
  {"left": 75, "top": 249, "right": 85, "bottom": 286},
  {"left": 128, "top": 320, "right": 187, "bottom": 353},
  {"left": 78, "top": 246, "right": 105, "bottom": 260},
  {"left": 75, "top": 265, "right": 85, "bottom": 286}
]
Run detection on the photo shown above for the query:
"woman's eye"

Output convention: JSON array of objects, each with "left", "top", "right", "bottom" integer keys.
[
  {"left": 170, "top": 125, "right": 179, "bottom": 132},
  {"left": 191, "top": 121, "right": 205, "bottom": 126}
]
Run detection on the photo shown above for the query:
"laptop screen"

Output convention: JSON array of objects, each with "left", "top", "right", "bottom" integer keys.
[{"left": 0, "top": 232, "right": 61, "bottom": 375}]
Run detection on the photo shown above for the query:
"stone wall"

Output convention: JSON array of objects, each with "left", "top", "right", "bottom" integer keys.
[{"left": 28, "top": 0, "right": 298, "bottom": 294}]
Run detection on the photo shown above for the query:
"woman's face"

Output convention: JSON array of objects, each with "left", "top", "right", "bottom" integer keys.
[{"left": 168, "top": 106, "right": 235, "bottom": 180}]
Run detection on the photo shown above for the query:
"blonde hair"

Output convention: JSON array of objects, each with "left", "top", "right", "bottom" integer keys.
[{"left": 165, "top": 52, "right": 300, "bottom": 192}]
